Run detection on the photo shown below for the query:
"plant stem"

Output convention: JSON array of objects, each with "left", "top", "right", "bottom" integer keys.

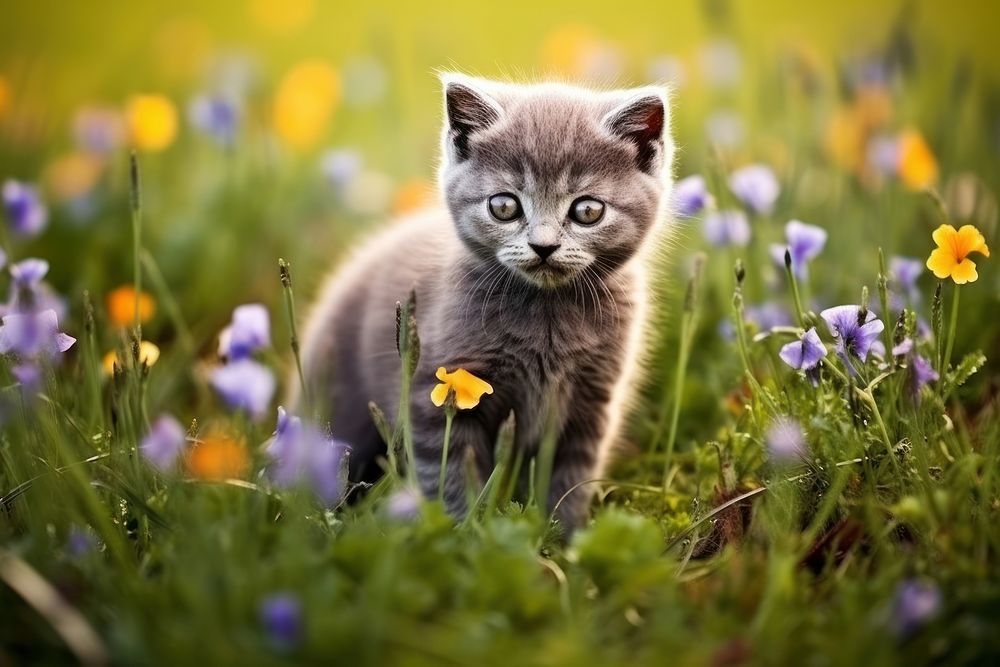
[
  {"left": 784, "top": 251, "right": 807, "bottom": 329},
  {"left": 438, "top": 405, "right": 455, "bottom": 501},
  {"left": 943, "top": 283, "right": 960, "bottom": 373},
  {"left": 856, "top": 387, "right": 900, "bottom": 475},
  {"left": 129, "top": 152, "right": 142, "bottom": 340},
  {"left": 278, "top": 259, "right": 308, "bottom": 411},
  {"left": 662, "top": 310, "right": 692, "bottom": 489}
]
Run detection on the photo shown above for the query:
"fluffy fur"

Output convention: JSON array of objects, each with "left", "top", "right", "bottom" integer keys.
[{"left": 294, "top": 74, "right": 674, "bottom": 530}]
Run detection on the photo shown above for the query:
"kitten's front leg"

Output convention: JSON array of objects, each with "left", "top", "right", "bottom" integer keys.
[
  {"left": 411, "top": 400, "right": 493, "bottom": 516},
  {"left": 547, "top": 368, "right": 615, "bottom": 533}
]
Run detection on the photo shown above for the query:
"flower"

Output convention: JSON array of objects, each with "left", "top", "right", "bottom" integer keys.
[
  {"left": 392, "top": 179, "right": 435, "bottom": 215},
  {"left": 188, "top": 94, "right": 240, "bottom": 146},
  {"left": 728, "top": 164, "right": 779, "bottom": 215},
  {"left": 259, "top": 593, "right": 302, "bottom": 648},
  {"left": 766, "top": 417, "right": 806, "bottom": 461},
  {"left": 820, "top": 305, "right": 884, "bottom": 363},
  {"left": 186, "top": 432, "right": 249, "bottom": 480},
  {"left": 141, "top": 414, "right": 187, "bottom": 471},
  {"left": 672, "top": 175, "right": 711, "bottom": 218},
  {"left": 745, "top": 302, "right": 791, "bottom": 332},
  {"left": 73, "top": 106, "right": 125, "bottom": 155},
  {"left": 430, "top": 367, "right": 493, "bottom": 410},
  {"left": 897, "top": 128, "right": 938, "bottom": 190},
  {"left": 779, "top": 327, "right": 827, "bottom": 371},
  {"left": 12, "top": 363, "right": 42, "bottom": 393},
  {"left": 66, "top": 525, "right": 97, "bottom": 558},
  {"left": 102, "top": 341, "right": 161, "bottom": 375},
  {"left": 5, "top": 259, "right": 66, "bottom": 318},
  {"left": 126, "top": 94, "right": 178, "bottom": 152},
  {"left": 0, "top": 309, "right": 75, "bottom": 359},
  {"left": 106, "top": 285, "right": 156, "bottom": 328},
  {"left": 273, "top": 60, "right": 340, "bottom": 150},
  {"left": 769, "top": 220, "right": 827, "bottom": 279},
  {"left": 385, "top": 487, "right": 422, "bottom": 521},
  {"left": 891, "top": 579, "right": 941, "bottom": 637},
  {"left": 211, "top": 358, "right": 276, "bottom": 419},
  {"left": 266, "top": 407, "right": 349, "bottom": 505},
  {"left": 320, "top": 148, "right": 363, "bottom": 189},
  {"left": 889, "top": 256, "right": 924, "bottom": 302},
  {"left": 908, "top": 354, "right": 939, "bottom": 400},
  {"left": 926, "top": 224, "right": 990, "bottom": 284},
  {"left": 0, "top": 77, "right": 9, "bottom": 116},
  {"left": 218, "top": 303, "right": 270, "bottom": 360},
  {"left": 44, "top": 153, "right": 104, "bottom": 204},
  {"left": 2, "top": 180, "right": 48, "bottom": 237},
  {"left": 703, "top": 209, "right": 750, "bottom": 247}
]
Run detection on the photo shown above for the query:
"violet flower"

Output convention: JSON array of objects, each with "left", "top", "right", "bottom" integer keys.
[
  {"left": 2, "top": 180, "right": 48, "bottom": 237},
  {"left": 259, "top": 593, "right": 302, "bottom": 648},
  {"left": 779, "top": 327, "right": 827, "bottom": 371},
  {"left": 672, "top": 175, "right": 711, "bottom": 218},
  {"left": 820, "top": 305, "right": 884, "bottom": 363},
  {"left": 4, "top": 258, "right": 67, "bottom": 319},
  {"left": 188, "top": 94, "right": 240, "bottom": 146},
  {"left": 769, "top": 220, "right": 828, "bottom": 279},
  {"left": 891, "top": 579, "right": 941, "bottom": 637},
  {"left": 211, "top": 358, "right": 276, "bottom": 420},
  {"left": 320, "top": 149, "right": 363, "bottom": 189},
  {"left": 66, "top": 525, "right": 97, "bottom": 558},
  {"left": 11, "top": 363, "right": 42, "bottom": 394},
  {"left": 141, "top": 414, "right": 188, "bottom": 472},
  {"left": 73, "top": 106, "right": 125, "bottom": 155},
  {"left": 385, "top": 487, "right": 422, "bottom": 521},
  {"left": 703, "top": 209, "right": 750, "bottom": 247},
  {"left": 266, "top": 407, "right": 349, "bottom": 505},
  {"left": 728, "top": 164, "right": 779, "bottom": 215},
  {"left": 766, "top": 417, "right": 807, "bottom": 462},
  {"left": 889, "top": 256, "right": 924, "bottom": 305},
  {"left": 218, "top": 303, "right": 270, "bottom": 360},
  {"left": 0, "top": 309, "right": 75, "bottom": 359}
]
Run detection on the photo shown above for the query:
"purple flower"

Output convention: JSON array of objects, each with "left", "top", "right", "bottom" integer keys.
[
  {"left": 266, "top": 407, "right": 349, "bottom": 505},
  {"left": 385, "top": 487, "right": 422, "bottom": 521},
  {"left": 0, "top": 309, "right": 75, "bottom": 359},
  {"left": 779, "top": 327, "right": 827, "bottom": 371},
  {"left": 73, "top": 106, "right": 124, "bottom": 155},
  {"left": 703, "top": 209, "right": 750, "bottom": 247},
  {"left": 141, "top": 415, "right": 187, "bottom": 472},
  {"left": 672, "top": 175, "right": 711, "bottom": 218},
  {"left": 766, "top": 417, "right": 806, "bottom": 462},
  {"left": 745, "top": 302, "right": 791, "bottom": 332},
  {"left": 889, "top": 256, "right": 923, "bottom": 304},
  {"left": 728, "top": 164, "right": 779, "bottom": 216},
  {"left": 909, "top": 355, "right": 939, "bottom": 399},
  {"left": 10, "top": 258, "right": 48, "bottom": 286},
  {"left": 11, "top": 363, "right": 42, "bottom": 393},
  {"left": 820, "top": 305, "right": 884, "bottom": 363},
  {"left": 867, "top": 135, "right": 899, "bottom": 176},
  {"left": 769, "top": 220, "right": 827, "bottom": 279},
  {"left": 4, "top": 258, "right": 67, "bottom": 319},
  {"left": 66, "top": 525, "right": 97, "bottom": 558},
  {"left": 320, "top": 149, "right": 363, "bottom": 189},
  {"left": 259, "top": 593, "right": 302, "bottom": 648},
  {"left": 218, "top": 303, "right": 270, "bottom": 360},
  {"left": 891, "top": 579, "right": 941, "bottom": 637},
  {"left": 188, "top": 94, "right": 240, "bottom": 146},
  {"left": 211, "top": 359, "right": 275, "bottom": 420},
  {"left": 3, "top": 180, "right": 48, "bottom": 237}
]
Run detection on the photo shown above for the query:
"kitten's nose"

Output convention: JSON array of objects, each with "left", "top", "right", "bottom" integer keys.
[{"left": 529, "top": 243, "right": 560, "bottom": 261}]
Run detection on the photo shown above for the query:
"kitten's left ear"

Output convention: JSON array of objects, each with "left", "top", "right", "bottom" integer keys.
[
  {"left": 441, "top": 74, "right": 503, "bottom": 162},
  {"left": 602, "top": 90, "right": 669, "bottom": 175}
]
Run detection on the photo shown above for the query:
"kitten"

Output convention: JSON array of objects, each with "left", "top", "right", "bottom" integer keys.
[{"left": 295, "top": 74, "right": 674, "bottom": 530}]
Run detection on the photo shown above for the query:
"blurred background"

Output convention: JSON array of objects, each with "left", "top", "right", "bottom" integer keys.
[{"left": 0, "top": 0, "right": 997, "bottom": 410}]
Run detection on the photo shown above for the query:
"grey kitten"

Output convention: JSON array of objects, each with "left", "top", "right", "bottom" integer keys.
[{"left": 294, "top": 74, "right": 674, "bottom": 530}]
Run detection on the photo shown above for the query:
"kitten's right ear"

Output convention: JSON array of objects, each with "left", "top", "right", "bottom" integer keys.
[{"left": 443, "top": 77, "right": 502, "bottom": 161}]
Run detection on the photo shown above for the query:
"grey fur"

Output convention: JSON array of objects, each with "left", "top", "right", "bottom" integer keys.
[{"left": 295, "top": 74, "right": 674, "bottom": 530}]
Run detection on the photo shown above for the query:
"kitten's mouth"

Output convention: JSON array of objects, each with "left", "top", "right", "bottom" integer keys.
[{"left": 515, "top": 260, "right": 575, "bottom": 288}]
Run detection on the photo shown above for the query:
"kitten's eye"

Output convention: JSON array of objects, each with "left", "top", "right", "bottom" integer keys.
[
  {"left": 569, "top": 197, "right": 606, "bottom": 225},
  {"left": 487, "top": 193, "right": 522, "bottom": 222}
]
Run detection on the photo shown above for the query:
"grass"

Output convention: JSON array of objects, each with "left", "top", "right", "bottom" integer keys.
[{"left": 2, "top": 6, "right": 1000, "bottom": 666}]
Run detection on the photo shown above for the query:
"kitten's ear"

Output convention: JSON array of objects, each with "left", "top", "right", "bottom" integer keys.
[
  {"left": 602, "top": 91, "right": 669, "bottom": 175},
  {"left": 442, "top": 76, "right": 502, "bottom": 161}
]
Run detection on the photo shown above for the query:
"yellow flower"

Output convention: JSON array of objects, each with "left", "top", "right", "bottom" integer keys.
[
  {"left": 186, "top": 432, "right": 248, "bottom": 480},
  {"left": 897, "top": 128, "right": 938, "bottom": 191},
  {"left": 926, "top": 224, "right": 990, "bottom": 284},
  {"left": 392, "top": 178, "right": 435, "bottom": 215},
  {"left": 430, "top": 367, "right": 493, "bottom": 410},
  {"left": 102, "top": 341, "right": 161, "bottom": 375},
  {"left": 126, "top": 94, "right": 178, "bottom": 152},
  {"left": 273, "top": 60, "right": 339, "bottom": 150},
  {"left": 106, "top": 285, "right": 156, "bottom": 328}
]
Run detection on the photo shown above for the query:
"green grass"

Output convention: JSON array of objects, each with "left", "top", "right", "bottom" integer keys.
[{"left": 2, "top": 6, "right": 1000, "bottom": 666}]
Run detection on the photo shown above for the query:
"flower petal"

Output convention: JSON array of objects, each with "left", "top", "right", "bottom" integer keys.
[
  {"left": 931, "top": 224, "right": 956, "bottom": 250},
  {"left": 926, "top": 248, "right": 957, "bottom": 279},
  {"left": 430, "top": 383, "right": 449, "bottom": 407},
  {"left": 957, "top": 224, "right": 989, "bottom": 258},
  {"left": 950, "top": 258, "right": 978, "bottom": 284}
]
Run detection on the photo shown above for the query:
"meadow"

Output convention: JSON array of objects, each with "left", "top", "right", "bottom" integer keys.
[{"left": 1, "top": 1, "right": 999, "bottom": 665}]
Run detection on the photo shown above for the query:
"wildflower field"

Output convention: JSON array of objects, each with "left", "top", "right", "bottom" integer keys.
[{"left": 2, "top": 2, "right": 1000, "bottom": 665}]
